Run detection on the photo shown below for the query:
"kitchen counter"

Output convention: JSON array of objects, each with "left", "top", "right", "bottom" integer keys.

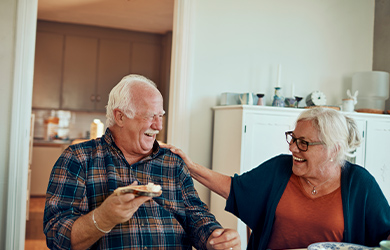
[
  {"left": 31, "top": 140, "right": 71, "bottom": 196},
  {"left": 33, "top": 139, "right": 72, "bottom": 147}
]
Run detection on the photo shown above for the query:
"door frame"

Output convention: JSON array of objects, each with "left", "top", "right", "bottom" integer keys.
[
  {"left": 5, "top": 0, "right": 38, "bottom": 249},
  {"left": 6, "top": 0, "right": 192, "bottom": 249},
  {"left": 167, "top": 0, "right": 194, "bottom": 154}
]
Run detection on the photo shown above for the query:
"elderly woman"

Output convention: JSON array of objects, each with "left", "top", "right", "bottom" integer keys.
[{"left": 163, "top": 108, "right": 390, "bottom": 249}]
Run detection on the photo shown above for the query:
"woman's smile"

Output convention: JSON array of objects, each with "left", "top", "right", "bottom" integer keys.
[{"left": 293, "top": 155, "right": 306, "bottom": 162}]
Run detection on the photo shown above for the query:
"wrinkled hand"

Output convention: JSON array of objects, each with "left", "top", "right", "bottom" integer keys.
[
  {"left": 160, "top": 144, "right": 195, "bottom": 170},
  {"left": 94, "top": 181, "right": 153, "bottom": 230},
  {"left": 207, "top": 228, "right": 241, "bottom": 250}
]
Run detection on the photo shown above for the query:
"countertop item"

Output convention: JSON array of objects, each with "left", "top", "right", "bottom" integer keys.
[{"left": 352, "top": 71, "right": 389, "bottom": 111}]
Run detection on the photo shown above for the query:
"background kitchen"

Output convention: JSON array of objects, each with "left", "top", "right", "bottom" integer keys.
[
  {"left": 2, "top": 0, "right": 390, "bottom": 250},
  {"left": 30, "top": 1, "right": 174, "bottom": 197}
]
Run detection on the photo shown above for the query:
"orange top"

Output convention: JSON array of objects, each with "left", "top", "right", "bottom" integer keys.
[{"left": 267, "top": 174, "right": 344, "bottom": 249}]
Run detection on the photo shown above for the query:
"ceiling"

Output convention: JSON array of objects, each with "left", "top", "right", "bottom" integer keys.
[{"left": 37, "top": 0, "right": 175, "bottom": 34}]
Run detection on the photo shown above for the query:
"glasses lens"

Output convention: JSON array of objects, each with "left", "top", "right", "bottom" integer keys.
[
  {"left": 286, "top": 132, "right": 309, "bottom": 152},
  {"left": 296, "top": 139, "right": 308, "bottom": 151},
  {"left": 286, "top": 133, "right": 293, "bottom": 145}
]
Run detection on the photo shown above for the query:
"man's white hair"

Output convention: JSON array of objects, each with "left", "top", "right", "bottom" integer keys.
[{"left": 105, "top": 74, "right": 157, "bottom": 127}]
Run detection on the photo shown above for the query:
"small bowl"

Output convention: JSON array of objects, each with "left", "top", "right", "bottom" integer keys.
[{"left": 284, "top": 97, "right": 297, "bottom": 107}]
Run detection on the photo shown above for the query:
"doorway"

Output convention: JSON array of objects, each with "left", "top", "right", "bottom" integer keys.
[
  {"left": 8, "top": 1, "right": 193, "bottom": 249},
  {"left": 25, "top": 1, "right": 174, "bottom": 250}
]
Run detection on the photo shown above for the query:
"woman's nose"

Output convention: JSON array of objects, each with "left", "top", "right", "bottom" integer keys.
[{"left": 289, "top": 140, "right": 300, "bottom": 153}]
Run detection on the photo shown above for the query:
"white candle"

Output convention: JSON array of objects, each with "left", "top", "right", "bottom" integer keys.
[
  {"left": 277, "top": 64, "right": 281, "bottom": 87},
  {"left": 291, "top": 83, "right": 295, "bottom": 97}
]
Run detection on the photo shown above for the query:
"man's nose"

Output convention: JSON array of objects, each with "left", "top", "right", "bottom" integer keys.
[{"left": 151, "top": 116, "right": 163, "bottom": 131}]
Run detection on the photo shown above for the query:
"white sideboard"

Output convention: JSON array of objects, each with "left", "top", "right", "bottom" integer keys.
[{"left": 210, "top": 105, "right": 390, "bottom": 248}]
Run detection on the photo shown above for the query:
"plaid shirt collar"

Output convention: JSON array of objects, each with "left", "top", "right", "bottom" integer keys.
[{"left": 103, "top": 128, "right": 161, "bottom": 162}]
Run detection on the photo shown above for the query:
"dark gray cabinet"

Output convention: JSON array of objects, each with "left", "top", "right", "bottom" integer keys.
[
  {"left": 32, "top": 32, "right": 64, "bottom": 109},
  {"left": 32, "top": 21, "right": 169, "bottom": 113},
  {"left": 96, "top": 39, "right": 131, "bottom": 111},
  {"left": 62, "top": 35, "right": 98, "bottom": 111}
]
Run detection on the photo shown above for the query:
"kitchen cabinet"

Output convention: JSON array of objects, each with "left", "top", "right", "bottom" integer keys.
[
  {"left": 30, "top": 142, "right": 69, "bottom": 196},
  {"left": 130, "top": 42, "right": 162, "bottom": 85},
  {"left": 32, "top": 31, "right": 64, "bottom": 109},
  {"left": 96, "top": 39, "right": 131, "bottom": 111},
  {"left": 210, "top": 105, "right": 388, "bottom": 249},
  {"left": 62, "top": 35, "right": 99, "bottom": 111},
  {"left": 63, "top": 37, "right": 133, "bottom": 112},
  {"left": 32, "top": 21, "right": 169, "bottom": 112}
]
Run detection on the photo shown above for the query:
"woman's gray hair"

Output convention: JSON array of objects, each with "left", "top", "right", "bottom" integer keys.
[
  {"left": 105, "top": 74, "right": 157, "bottom": 127},
  {"left": 296, "top": 107, "right": 361, "bottom": 166}
]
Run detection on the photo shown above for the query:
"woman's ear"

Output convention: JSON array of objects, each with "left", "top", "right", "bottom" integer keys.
[
  {"left": 113, "top": 109, "right": 125, "bottom": 127},
  {"left": 330, "top": 144, "right": 341, "bottom": 163}
]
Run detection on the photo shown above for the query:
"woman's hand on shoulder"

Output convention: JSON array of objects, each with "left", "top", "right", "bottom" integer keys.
[{"left": 160, "top": 144, "right": 195, "bottom": 170}]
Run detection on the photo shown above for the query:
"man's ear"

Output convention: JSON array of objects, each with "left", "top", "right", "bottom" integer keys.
[{"left": 113, "top": 109, "right": 125, "bottom": 127}]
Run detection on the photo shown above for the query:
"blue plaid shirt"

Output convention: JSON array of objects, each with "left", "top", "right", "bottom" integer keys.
[{"left": 44, "top": 128, "right": 222, "bottom": 250}]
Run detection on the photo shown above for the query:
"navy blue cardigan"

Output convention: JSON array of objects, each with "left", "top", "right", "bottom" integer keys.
[{"left": 226, "top": 154, "right": 390, "bottom": 250}]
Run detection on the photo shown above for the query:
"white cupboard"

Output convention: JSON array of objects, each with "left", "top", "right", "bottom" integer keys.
[
  {"left": 210, "top": 105, "right": 389, "bottom": 248},
  {"left": 364, "top": 119, "right": 390, "bottom": 201}
]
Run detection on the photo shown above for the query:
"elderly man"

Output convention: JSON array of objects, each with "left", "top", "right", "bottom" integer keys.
[{"left": 43, "top": 74, "right": 240, "bottom": 250}]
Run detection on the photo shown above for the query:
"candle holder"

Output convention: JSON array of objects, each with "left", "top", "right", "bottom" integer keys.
[
  {"left": 256, "top": 93, "right": 265, "bottom": 106},
  {"left": 272, "top": 87, "right": 285, "bottom": 107},
  {"left": 294, "top": 96, "right": 303, "bottom": 108}
]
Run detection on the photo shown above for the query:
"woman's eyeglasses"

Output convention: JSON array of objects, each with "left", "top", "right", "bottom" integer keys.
[{"left": 285, "top": 131, "right": 324, "bottom": 152}]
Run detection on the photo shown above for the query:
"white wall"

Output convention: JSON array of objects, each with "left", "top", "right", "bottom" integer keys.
[
  {"left": 0, "top": 0, "right": 17, "bottom": 247},
  {"left": 186, "top": 0, "right": 374, "bottom": 203}
]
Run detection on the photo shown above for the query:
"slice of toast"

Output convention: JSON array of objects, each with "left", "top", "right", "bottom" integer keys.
[{"left": 114, "top": 183, "right": 162, "bottom": 197}]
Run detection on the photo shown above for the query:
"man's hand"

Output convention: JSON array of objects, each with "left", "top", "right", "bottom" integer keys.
[
  {"left": 206, "top": 228, "right": 241, "bottom": 250},
  {"left": 71, "top": 181, "right": 153, "bottom": 250},
  {"left": 94, "top": 181, "right": 153, "bottom": 230}
]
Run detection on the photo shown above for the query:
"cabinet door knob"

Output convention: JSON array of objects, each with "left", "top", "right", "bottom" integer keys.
[
  {"left": 96, "top": 95, "right": 101, "bottom": 102},
  {"left": 90, "top": 95, "right": 96, "bottom": 102}
]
